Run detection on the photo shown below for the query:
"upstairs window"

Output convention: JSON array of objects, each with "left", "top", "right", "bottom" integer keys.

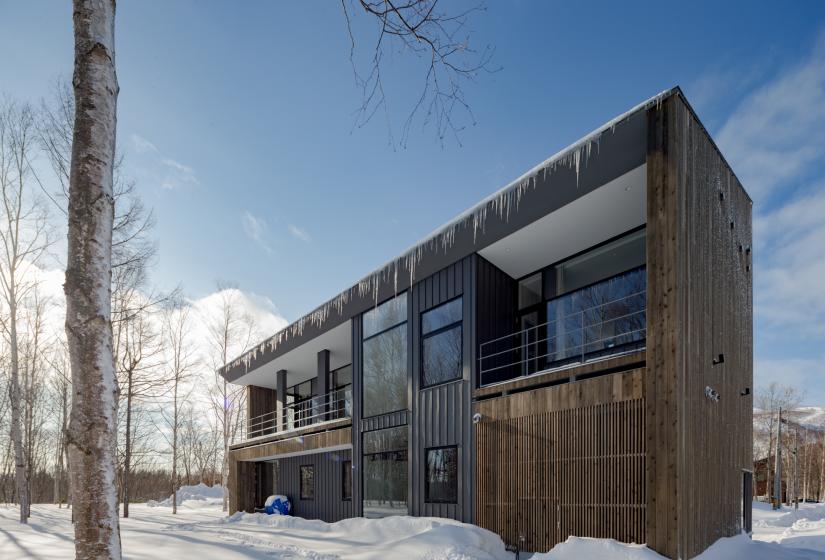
[
  {"left": 362, "top": 294, "right": 409, "bottom": 418},
  {"left": 421, "top": 297, "right": 463, "bottom": 388}
]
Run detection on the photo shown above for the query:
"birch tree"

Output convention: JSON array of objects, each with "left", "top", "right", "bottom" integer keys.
[
  {"left": 160, "top": 299, "right": 197, "bottom": 514},
  {"left": 65, "top": 0, "right": 121, "bottom": 557},
  {"left": 205, "top": 285, "right": 256, "bottom": 511},
  {"left": 0, "top": 99, "right": 52, "bottom": 523}
]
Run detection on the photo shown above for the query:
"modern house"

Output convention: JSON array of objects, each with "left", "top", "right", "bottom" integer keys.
[{"left": 221, "top": 87, "right": 753, "bottom": 559}]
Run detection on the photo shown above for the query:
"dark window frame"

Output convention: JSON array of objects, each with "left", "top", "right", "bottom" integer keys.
[
  {"left": 342, "top": 460, "right": 352, "bottom": 501},
  {"left": 361, "top": 293, "right": 409, "bottom": 420},
  {"left": 361, "top": 426, "right": 410, "bottom": 517},
  {"left": 299, "top": 464, "right": 315, "bottom": 500},
  {"left": 420, "top": 297, "right": 464, "bottom": 389},
  {"left": 424, "top": 445, "right": 459, "bottom": 504}
]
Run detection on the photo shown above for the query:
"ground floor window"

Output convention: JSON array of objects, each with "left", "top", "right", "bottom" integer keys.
[
  {"left": 300, "top": 465, "right": 314, "bottom": 500},
  {"left": 363, "top": 425, "right": 408, "bottom": 517},
  {"left": 342, "top": 460, "right": 352, "bottom": 501},
  {"left": 425, "top": 446, "right": 458, "bottom": 503}
]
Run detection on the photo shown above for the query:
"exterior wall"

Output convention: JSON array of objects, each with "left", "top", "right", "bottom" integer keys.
[
  {"left": 474, "top": 368, "right": 646, "bottom": 552},
  {"left": 409, "top": 256, "right": 475, "bottom": 522},
  {"left": 645, "top": 94, "right": 753, "bottom": 559},
  {"left": 276, "top": 449, "right": 354, "bottom": 522},
  {"left": 228, "top": 426, "right": 352, "bottom": 514},
  {"left": 247, "top": 385, "right": 277, "bottom": 422},
  {"left": 474, "top": 255, "right": 517, "bottom": 387}
]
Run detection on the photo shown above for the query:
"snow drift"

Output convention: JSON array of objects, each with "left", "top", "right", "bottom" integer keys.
[{"left": 146, "top": 483, "right": 223, "bottom": 508}]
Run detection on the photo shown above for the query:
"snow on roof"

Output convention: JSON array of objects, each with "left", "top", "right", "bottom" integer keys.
[{"left": 224, "top": 87, "right": 680, "bottom": 377}]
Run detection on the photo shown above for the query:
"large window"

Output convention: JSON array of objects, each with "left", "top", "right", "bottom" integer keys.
[
  {"left": 342, "top": 460, "right": 352, "bottom": 501},
  {"left": 425, "top": 446, "right": 458, "bottom": 504},
  {"left": 287, "top": 378, "right": 317, "bottom": 429},
  {"left": 300, "top": 465, "right": 314, "bottom": 500},
  {"left": 421, "top": 297, "right": 463, "bottom": 387},
  {"left": 362, "top": 294, "right": 408, "bottom": 418},
  {"left": 362, "top": 426, "right": 408, "bottom": 517}
]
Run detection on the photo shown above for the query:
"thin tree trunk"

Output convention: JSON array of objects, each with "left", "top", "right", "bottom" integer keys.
[
  {"left": 9, "top": 296, "right": 29, "bottom": 524},
  {"left": 122, "top": 375, "right": 132, "bottom": 518},
  {"left": 65, "top": 1, "right": 121, "bottom": 558},
  {"left": 172, "top": 379, "right": 178, "bottom": 515}
]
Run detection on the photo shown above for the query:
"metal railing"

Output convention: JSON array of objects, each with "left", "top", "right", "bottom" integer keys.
[
  {"left": 479, "top": 290, "right": 646, "bottom": 387},
  {"left": 239, "top": 387, "right": 352, "bottom": 442}
]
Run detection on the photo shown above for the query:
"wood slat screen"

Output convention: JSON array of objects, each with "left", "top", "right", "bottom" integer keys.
[{"left": 475, "top": 398, "right": 646, "bottom": 553}]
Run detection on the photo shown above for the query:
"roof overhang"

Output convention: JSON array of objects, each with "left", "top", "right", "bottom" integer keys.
[{"left": 222, "top": 88, "right": 680, "bottom": 384}]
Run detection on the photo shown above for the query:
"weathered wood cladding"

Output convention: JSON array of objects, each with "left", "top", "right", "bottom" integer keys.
[
  {"left": 645, "top": 94, "right": 753, "bottom": 559},
  {"left": 474, "top": 369, "right": 646, "bottom": 552},
  {"left": 277, "top": 449, "right": 354, "bottom": 522},
  {"left": 410, "top": 256, "right": 474, "bottom": 522},
  {"left": 246, "top": 385, "right": 277, "bottom": 422}
]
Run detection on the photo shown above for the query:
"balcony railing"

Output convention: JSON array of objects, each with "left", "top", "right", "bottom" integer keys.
[
  {"left": 238, "top": 387, "right": 352, "bottom": 442},
  {"left": 479, "top": 290, "right": 646, "bottom": 387}
]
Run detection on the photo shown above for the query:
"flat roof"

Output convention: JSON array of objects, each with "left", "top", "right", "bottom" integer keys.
[{"left": 221, "top": 87, "right": 683, "bottom": 384}]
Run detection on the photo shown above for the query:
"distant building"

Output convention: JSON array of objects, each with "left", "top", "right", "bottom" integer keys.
[{"left": 220, "top": 88, "right": 753, "bottom": 559}]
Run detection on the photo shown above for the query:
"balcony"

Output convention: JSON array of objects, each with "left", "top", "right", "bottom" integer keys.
[
  {"left": 479, "top": 282, "right": 646, "bottom": 387},
  {"left": 239, "top": 387, "right": 352, "bottom": 442}
]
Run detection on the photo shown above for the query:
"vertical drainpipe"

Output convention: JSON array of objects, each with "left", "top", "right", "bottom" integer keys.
[
  {"left": 317, "top": 349, "right": 331, "bottom": 422},
  {"left": 276, "top": 369, "right": 287, "bottom": 433}
]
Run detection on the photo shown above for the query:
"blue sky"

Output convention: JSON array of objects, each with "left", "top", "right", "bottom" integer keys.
[{"left": 2, "top": 2, "right": 825, "bottom": 401}]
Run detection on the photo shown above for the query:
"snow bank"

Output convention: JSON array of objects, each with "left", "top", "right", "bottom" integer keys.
[
  {"left": 147, "top": 483, "right": 223, "bottom": 508},
  {"left": 532, "top": 533, "right": 825, "bottom": 560},
  {"left": 221, "top": 512, "right": 507, "bottom": 560},
  {"left": 532, "top": 537, "right": 665, "bottom": 559},
  {"left": 696, "top": 534, "right": 822, "bottom": 560}
]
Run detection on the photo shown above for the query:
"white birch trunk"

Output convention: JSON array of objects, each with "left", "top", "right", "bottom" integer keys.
[
  {"left": 9, "top": 296, "right": 29, "bottom": 523},
  {"left": 65, "top": 1, "right": 121, "bottom": 557}
]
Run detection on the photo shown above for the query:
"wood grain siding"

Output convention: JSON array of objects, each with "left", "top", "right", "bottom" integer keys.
[
  {"left": 410, "top": 257, "right": 475, "bottom": 522},
  {"left": 276, "top": 449, "right": 354, "bottom": 522},
  {"left": 246, "top": 385, "right": 277, "bottom": 422},
  {"left": 474, "top": 369, "right": 646, "bottom": 552},
  {"left": 646, "top": 94, "right": 753, "bottom": 559},
  {"left": 230, "top": 427, "right": 351, "bottom": 462},
  {"left": 474, "top": 351, "right": 646, "bottom": 400}
]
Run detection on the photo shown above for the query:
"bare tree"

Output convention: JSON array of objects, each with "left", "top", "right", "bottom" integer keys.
[
  {"left": 756, "top": 383, "right": 804, "bottom": 503},
  {"left": 65, "top": 0, "right": 121, "bottom": 557},
  {"left": 116, "top": 296, "right": 164, "bottom": 518},
  {"left": 341, "top": 0, "right": 496, "bottom": 145},
  {"left": 160, "top": 299, "right": 197, "bottom": 515},
  {"left": 205, "top": 285, "right": 257, "bottom": 511},
  {"left": 0, "top": 98, "right": 52, "bottom": 523}
]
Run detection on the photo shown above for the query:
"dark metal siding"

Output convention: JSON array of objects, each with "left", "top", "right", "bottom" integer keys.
[
  {"left": 475, "top": 255, "right": 518, "bottom": 386},
  {"left": 410, "top": 256, "right": 475, "bottom": 522},
  {"left": 276, "top": 449, "right": 354, "bottom": 522}
]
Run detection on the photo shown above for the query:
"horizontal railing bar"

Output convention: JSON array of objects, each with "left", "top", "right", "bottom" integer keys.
[
  {"left": 479, "top": 327, "right": 647, "bottom": 377},
  {"left": 479, "top": 309, "right": 646, "bottom": 362},
  {"left": 479, "top": 290, "right": 647, "bottom": 349}
]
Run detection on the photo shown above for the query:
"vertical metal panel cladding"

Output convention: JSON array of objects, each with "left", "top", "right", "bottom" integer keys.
[
  {"left": 410, "top": 256, "right": 474, "bottom": 522},
  {"left": 275, "top": 449, "right": 354, "bottom": 522}
]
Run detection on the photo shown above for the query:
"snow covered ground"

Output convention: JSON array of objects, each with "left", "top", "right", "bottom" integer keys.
[{"left": 2, "top": 492, "right": 825, "bottom": 559}]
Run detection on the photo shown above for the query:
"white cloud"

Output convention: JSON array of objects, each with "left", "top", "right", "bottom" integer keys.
[
  {"left": 709, "top": 31, "right": 825, "bottom": 404},
  {"left": 242, "top": 210, "right": 273, "bottom": 255},
  {"left": 716, "top": 34, "right": 825, "bottom": 203},
  {"left": 131, "top": 133, "right": 159, "bottom": 154},
  {"left": 755, "top": 356, "right": 825, "bottom": 402},
  {"left": 129, "top": 133, "right": 199, "bottom": 190},
  {"left": 287, "top": 224, "right": 311, "bottom": 243}
]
